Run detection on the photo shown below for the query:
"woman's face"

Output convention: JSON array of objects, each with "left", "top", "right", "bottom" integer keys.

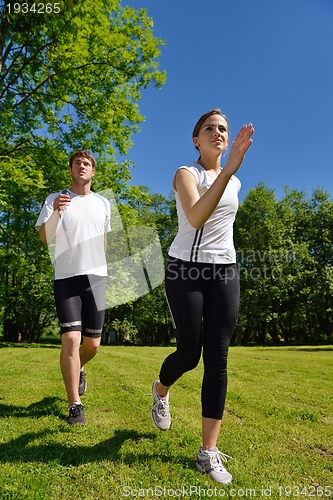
[{"left": 193, "top": 114, "right": 229, "bottom": 156}]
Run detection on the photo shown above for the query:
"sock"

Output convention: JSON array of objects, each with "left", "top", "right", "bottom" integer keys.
[
  {"left": 69, "top": 401, "right": 81, "bottom": 407},
  {"left": 155, "top": 380, "right": 168, "bottom": 398}
]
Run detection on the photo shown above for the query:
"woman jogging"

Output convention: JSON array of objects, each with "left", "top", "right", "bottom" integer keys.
[{"left": 151, "top": 109, "right": 254, "bottom": 484}]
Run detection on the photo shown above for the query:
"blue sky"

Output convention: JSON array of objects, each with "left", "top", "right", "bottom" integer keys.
[{"left": 121, "top": 0, "right": 333, "bottom": 202}]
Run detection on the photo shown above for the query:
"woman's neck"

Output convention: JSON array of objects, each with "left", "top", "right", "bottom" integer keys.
[{"left": 196, "top": 154, "right": 222, "bottom": 173}]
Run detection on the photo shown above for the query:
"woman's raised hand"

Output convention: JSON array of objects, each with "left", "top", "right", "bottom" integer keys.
[{"left": 224, "top": 123, "right": 254, "bottom": 176}]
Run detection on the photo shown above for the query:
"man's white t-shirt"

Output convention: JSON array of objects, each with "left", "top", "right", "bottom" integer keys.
[
  {"left": 168, "top": 162, "right": 241, "bottom": 264},
  {"left": 35, "top": 190, "right": 111, "bottom": 279}
]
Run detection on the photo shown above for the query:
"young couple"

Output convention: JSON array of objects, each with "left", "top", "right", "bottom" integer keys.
[{"left": 36, "top": 109, "right": 254, "bottom": 485}]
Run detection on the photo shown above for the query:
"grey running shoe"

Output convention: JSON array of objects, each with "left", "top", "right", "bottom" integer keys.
[
  {"left": 67, "top": 403, "right": 86, "bottom": 425},
  {"left": 79, "top": 369, "right": 87, "bottom": 396},
  {"left": 196, "top": 447, "right": 232, "bottom": 484},
  {"left": 151, "top": 380, "right": 171, "bottom": 430}
]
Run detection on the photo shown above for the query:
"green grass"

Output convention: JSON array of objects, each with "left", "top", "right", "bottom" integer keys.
[{"left": 0, "top": 344, "right": 332, "bottom": 499}]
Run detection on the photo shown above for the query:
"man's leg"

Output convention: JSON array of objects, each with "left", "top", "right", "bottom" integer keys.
[
  {"left": 54, "top": 278, "right": 83, "bottom": 405},
  {"left": 60, "top": 330, "right": 82, "bottom": 406},
  {"left": 80, "top": 275, "right": 106, "bottom": 369},
  {"left": 79, "top": 336, "right": 101, "bottom": 367}
]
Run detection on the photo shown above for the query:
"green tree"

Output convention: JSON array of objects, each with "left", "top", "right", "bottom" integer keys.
[
  {"left": 235, "top": 184, "right": 333, "bottom": 345},
  {"left": 104, "top": 189, "right": 177, "bottom": 344},
  {"left": 127, "top": 190, "right": 177, "bottom": 343},
  {"left": 300, "top": 189, "right": 333, "bottom": 343},
  {"left": 0, "top": 0, "right": 165, "bottom": 341},
  {"left": 274, "top": 188, "right": 315, "bottom": 344},
  {"left": 234, "top": 183, "right": 287, "bottom": 344}
]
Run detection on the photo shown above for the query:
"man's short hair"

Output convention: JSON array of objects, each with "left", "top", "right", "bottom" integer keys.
[{"left": 69, "top": 150, "right": 96, "bottom": 170}]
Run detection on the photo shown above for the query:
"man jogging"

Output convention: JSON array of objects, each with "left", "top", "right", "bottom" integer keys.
[{"left": 35, "top": 150, "right": 111, "bottom": 424}]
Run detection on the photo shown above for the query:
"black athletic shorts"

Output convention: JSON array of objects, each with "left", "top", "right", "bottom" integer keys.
[{"left": 54, "top": 274, "right": 106, "bottom": 337}]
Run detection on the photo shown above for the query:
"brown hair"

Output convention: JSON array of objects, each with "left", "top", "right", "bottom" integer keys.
[
  {"left": 192, "top": 109, "right": 229, "bottom": 152},
  {"left": 69, "top": 150, "right": 96, "bottom": 170}
]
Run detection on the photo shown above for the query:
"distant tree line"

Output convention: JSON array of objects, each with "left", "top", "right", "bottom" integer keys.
[{"left": 2, "top": 170, "right": 333, "bottom": 345}]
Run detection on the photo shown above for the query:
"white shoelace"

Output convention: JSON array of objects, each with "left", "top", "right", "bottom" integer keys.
[
  {"left": 202, "top": 448, "right": 233, "bottom": 471},
  {"left": 153, "top": 389, "right": 169, "bottom": 417},
  {"left": 154, "top": 398, "right": 169, "bottom": 417}
]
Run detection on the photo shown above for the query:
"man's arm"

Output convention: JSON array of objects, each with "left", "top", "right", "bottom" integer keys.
[
  {"left": 39, "top": 210, "right": 60, "bottom": 244},
  {"left": 38, "top": 191, "right": 71, "bottom": 244},
  {"left": 39, "top": 223, "right": 47, "bottom": 244}
]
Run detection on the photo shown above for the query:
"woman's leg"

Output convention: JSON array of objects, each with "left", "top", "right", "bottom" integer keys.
[
  {"left": 201, "top": 264, "right": 240, "bottom": 446},
  {"left": 152, "top": 258, "right": 205, "bottom": 430},
  {"left": 159, "top": 258, "right": 205, "bottom": 388}
]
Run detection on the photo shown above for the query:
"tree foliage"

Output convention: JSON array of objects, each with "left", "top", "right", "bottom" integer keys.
[
  {"left": 0, "top": 0, "right": 165, "bottom": 341},
  {"left": 234, "top": 183, "right": 333, "bottom": 345},
  {"left": 104, "top": 189, "right": 177, "bottom": 345}
]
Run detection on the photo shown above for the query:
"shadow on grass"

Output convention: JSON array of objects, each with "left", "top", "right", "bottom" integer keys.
[
  {"left": 0, "top": 343, "right": 11, "bottom": 349},
  {"left": 0, "top": 396, "right": 65, "bottom": 419},
  {"left": 0, "top": 428, "right": 193, "bottom": 468}
]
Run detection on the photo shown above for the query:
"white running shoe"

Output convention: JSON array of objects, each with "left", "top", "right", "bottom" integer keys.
[
  {"left": 196, "top": 447, "right": 232, "bottom": 484},
  {"left": 151, "top": 380, "right": 171, "bottom": 430}
]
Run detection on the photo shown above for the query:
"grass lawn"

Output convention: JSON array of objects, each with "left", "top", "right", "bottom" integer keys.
[{"left": 0, "top": 343, "right": 332, "bottom": 499}]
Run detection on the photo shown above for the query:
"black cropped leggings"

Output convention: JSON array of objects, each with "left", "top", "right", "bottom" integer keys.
[{"left": 160, "top": 257, "right": 240, "bottom": 420}]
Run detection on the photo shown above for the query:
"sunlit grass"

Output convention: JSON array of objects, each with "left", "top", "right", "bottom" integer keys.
[{"left": 0, "top": 344, "right": 332, "bottom": 499}]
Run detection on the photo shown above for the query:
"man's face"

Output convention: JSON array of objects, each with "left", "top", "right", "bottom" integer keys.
[{"left": 70, "top": 156, "right": 95, "bottom": 184}]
